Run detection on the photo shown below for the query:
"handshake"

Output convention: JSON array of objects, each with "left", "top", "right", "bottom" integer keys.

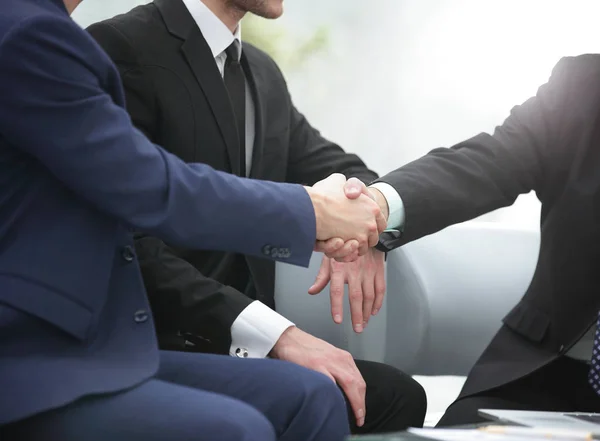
[{"left": 305, "top": 174, "right": 389, "bottom": 262}]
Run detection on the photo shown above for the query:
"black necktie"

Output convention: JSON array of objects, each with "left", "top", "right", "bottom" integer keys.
[{"left": 224, "top": 43, "right": 246, "bottom": 177}]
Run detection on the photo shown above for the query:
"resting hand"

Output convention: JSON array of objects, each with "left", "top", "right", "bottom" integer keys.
[
  {"left": 309, "top": 248, "right": 386, "bottom": 332},
  {"left": 270, "top": 326, "right": 367, "bottom": 427}
]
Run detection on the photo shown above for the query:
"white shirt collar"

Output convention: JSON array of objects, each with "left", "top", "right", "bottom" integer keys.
[{"left": 181, "top": 0, "right": 242, "bottom": 61}]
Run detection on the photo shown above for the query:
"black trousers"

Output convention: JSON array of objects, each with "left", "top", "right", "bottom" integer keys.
[
  {"left": 437, "top": 356, "right": 600, "bottom": 427},
  {"left": 351, "top": 360, "right": 427, "bottom": 434}
]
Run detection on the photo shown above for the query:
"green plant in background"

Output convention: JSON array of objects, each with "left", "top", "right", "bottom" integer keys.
[{"left": 242, "top": 14, "right": 328, "bottom": 72}]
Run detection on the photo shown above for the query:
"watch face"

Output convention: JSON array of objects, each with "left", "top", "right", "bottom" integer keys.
[
  {"left": 376, "top": 229, "right": 403, "bottom": 253},
  {"left": 383, "top": 229, "right": 402, "bottom": 239}
]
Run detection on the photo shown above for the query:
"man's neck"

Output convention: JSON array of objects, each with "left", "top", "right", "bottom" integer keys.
[
  {"left": 62, "top": 0, "right": 80, "bottom": 14},
  {"left": 200, "top": 0, "right": 243, "bottom": 33}
]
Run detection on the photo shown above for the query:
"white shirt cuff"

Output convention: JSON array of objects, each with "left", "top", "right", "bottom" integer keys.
[
  {"left": 369, "top": 182, "right": 405, "bottom": 229},
  {"left": 229, "top": 300, "right": 294, "bottom": 358}
]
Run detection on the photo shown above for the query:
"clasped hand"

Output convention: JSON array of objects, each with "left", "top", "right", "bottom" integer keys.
[{"left": 305, "top": 174, "right": 387, "bottom": 261}]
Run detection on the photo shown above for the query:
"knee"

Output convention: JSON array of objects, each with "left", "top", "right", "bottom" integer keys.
[
  {"left": 400, "top": 374, "right": 428, "bottom": 426},
  {"left": 284, "top": 365, "right": 350, "bottom": 439},
  {"left": 217, "top": 403, "right": 276, "bottom": 441},
  {"left": 292, "top": 367, "right": 348, "bottom": 415},
  {"left": 370, "top": 365, "right": 428, "bottom": 430}
]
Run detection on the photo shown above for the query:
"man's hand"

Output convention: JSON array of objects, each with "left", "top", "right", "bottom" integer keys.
[
  {"left": 315, "top": 178, "right": 390, "bottom": 262},
  {"left": 308, "top": 248, "right": 386, "bottom": 332},
  {"left": 270, "top": 326, "right": 367, "bottom": 427},
  {"left": 305, "top": 174, "right": 386, "bottom": 259}
]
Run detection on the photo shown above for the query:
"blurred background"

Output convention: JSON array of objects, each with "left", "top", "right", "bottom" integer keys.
[{"left": 73, "top": 0, "right": 600, "bottom": 229}]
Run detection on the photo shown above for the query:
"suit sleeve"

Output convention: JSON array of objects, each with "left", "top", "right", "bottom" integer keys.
[
  {"left": 0, "top": 15, "right": 316, "bottom": 267},
  {"left": 376, "top": 56, "right": 584, "bottom": 247},
  {"left": 286, "top": 103, "right": 379, "bottom": 185}
]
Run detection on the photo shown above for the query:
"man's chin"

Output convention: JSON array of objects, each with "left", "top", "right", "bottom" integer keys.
[{"left": 254, "top": 1, "right": 284, "bottom": 19}]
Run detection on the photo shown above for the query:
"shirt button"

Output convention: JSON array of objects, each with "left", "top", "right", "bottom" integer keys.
[
  {"left": 235, "top": 348, "right": 249, "bottom": 358},
  {"left": 122, "top": 245, "right": 135, "bottom": 262},
  {"left": 134, "top": 309, "right": 149, "bottom": 323}
]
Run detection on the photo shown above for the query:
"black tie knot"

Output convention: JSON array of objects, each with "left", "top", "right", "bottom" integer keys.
[{"left": 225, "top": 42, "right": 240, "bottom": 66}]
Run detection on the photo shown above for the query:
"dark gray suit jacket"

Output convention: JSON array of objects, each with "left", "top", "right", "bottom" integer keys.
[{"left": 377, "top": 55, "right": 600, "bottom": 397}]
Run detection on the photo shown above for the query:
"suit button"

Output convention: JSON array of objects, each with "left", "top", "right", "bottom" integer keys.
[
  {"left": 235, "top": 348, "right": 249, "bottom": 358},
  {"left": 262, "top": 245, "right": 272, "bottom": 256},
  {"left": 122, "top": 245, "right": 135, "bottom": 262},
  {"left": 559, "top": 344, "right": 565, "bottom": 352},
  {"left": 134, "top": 310, "right": 149, "bottom": 323}
]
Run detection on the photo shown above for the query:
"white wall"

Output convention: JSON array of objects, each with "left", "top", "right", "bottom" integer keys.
[{"left": 74, "top": 0, "right": 600, "bottom": 228}]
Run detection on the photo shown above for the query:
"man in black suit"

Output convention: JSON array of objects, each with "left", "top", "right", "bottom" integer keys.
[
  {"left": 339, "top": 54, "right": 600, "bottom": 425},
  {"left": 87, "top": 0, "right": 426, "bottom": 434}
]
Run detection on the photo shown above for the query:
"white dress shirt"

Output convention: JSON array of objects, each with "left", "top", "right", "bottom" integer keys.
[{"left": 181, "top": 0, "right": 294, "bottom": 358}]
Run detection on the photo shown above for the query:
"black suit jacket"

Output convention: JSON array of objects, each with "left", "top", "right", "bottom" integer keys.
[
  {"left": 377, "top": 55, "right": 600, "bottom": 397},
  {"left": 87, "top": 0, "right": 377, "bottom": 354}
]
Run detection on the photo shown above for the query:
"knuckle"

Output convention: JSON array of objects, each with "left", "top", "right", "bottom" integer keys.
[
  {"left": 358, "top": 379, "right": 367, "bottom": 392},
  {"left": 331, "top": 288, "right": 343, "bottom": 298},
  {"left": 372, "top": 204, "right": 381, "bottom": 217},
  {"left": 349, "top": 291, "right": 362, "bottom": 301},
  {"left": 340, "top": 374, "right": 355, "bottom": 386},
  {"left": 331, "top": 260, "right": 343, "bottom": 270}
]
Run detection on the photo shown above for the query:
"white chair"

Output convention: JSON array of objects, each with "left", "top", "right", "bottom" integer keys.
[{"left": 274, "top": 221, "right": 540, "bottom": 376}]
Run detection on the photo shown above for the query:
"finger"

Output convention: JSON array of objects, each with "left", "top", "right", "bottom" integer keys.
[
  {"left": 315, "top": 237, "right": 344, "bottom": 255},
  {"left": 375, "top": 208, "right": 387, "bottom": 235},
  {"left": 330, "top": 240, "right": 359, "bottom": 261},
  {"left": 336, "top": 249, "right": 360, "bottom": 263},
  {"left": 372, "top": 252, "right": 386, "bottom": 315},
  {"left": 315, "top": 368, "right": 336, "bottom": 384},
  {"left": 308, "top": 256, "right": 332, "bottom": 295},
  {"left": 367, "top": 229, "right": 380, "bottom": 249},
  {"left": 347, "top": 273, "right": 364, "bottom": 333},
  {"left": 334, "top": 359, "right": 366, "bottom": 427},
  {"left": 329, "top": 263, "right": 346, "bottom": 324},
  {"left": 361, "top": 277, "right": 375, "bottom": 328}
]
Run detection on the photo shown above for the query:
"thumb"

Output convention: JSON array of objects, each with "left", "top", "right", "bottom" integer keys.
[{"left": 344, "top": 177, "right": 371, "bottom": 200}]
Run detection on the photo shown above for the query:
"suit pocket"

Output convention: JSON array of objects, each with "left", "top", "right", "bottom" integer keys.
[
  {"left": 0, "top": 273, "right": 93, "bottom": 341},
  {"left": 502, "top": 301, "right": 550, "bottom": 343}
]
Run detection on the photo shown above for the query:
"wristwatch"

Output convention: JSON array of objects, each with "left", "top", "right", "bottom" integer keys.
[{"left": 375, "top": 228, "right": 403, "bottom": 253}]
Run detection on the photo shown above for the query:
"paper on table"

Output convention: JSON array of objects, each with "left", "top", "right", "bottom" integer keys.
[{"left": 407, "top": 428, "right": 542, "bottom": 441}]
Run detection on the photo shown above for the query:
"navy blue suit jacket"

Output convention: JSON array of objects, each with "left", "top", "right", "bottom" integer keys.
[{"left": 0, "top": 0, "right": 316, "bottom": 425}]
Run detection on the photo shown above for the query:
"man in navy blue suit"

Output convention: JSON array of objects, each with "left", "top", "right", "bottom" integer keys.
[{"left": 0, "top": 0, "right": 387, "bottom": 440}]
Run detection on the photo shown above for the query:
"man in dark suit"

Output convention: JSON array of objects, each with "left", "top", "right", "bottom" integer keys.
[
  {"left": 340, "top": 54, "right": 600, "bottom": 425},
  {"left": 0, "top": 0, "right": 389, "bottom": 439},
  {"left": 87, "top": 0, "right": 427, "bottom": 434}
]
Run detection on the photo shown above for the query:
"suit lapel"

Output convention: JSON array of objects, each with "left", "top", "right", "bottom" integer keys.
[
  {"left": 242, "top": 53, "right": 265, "bottom": 179},
  {"left": 155, "top": 0, "right": 241, "bottom": 176}
]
